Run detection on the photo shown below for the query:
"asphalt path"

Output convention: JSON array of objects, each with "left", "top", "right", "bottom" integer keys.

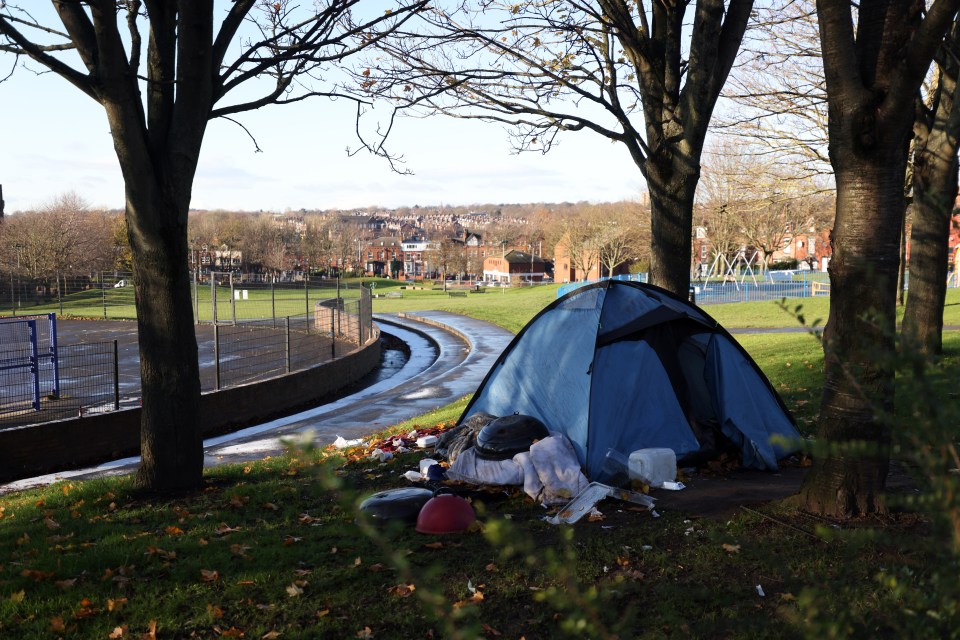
[{"left": 1, "top": 312, "right": 514, "bottom": 492}]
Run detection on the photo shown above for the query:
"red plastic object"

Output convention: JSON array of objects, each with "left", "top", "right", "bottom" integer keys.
[{"left": 415, "top": 494, "right": 477, "bottom": 534}]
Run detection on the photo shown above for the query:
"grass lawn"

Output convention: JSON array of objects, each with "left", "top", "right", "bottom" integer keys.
[{"left": 2, "top": 284, "right": 959, "bottom": 637}]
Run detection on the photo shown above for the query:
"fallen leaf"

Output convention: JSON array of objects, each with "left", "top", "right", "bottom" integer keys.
[
  {"left": 485, "top": 563, "right": 498, "bottom": 572},
  {"left": 356, "top": 627, "right": 374, "bottom": 639},
  {"left": 207, "top": 604, "right": 224, "bottom": 619},
  {"left": 231, "top": 544, "right": 253, "bottom": 559},
  {"left": 261, "top": 632, "right": 282, "bottom": 639},
  {"left": 49, "top": 616, "right": 66, "bottom": 632},
  {"left": 298, "top": 513, "right": 321, "bottom": 524},
  {"left": 263, "top": 503, "right": 279, "bottom": 511},
  {"left": 388, "top": 583, "right": 416, "bottom": 598},
  {"left": 423, "top": 542, "right": 444, "bottom": 549},
  {"left": 10, "top": 590, "right": 25, "bottom": 603},
  {"left": 282, "top": 536, "right": 302, "bottom": 546},
  {"left": 221, "top": 627, "right": 245, "bottom": 638},
  {"left": 200, "top": 569, "right": 220, "bottom": 583},
  {"left": 236, "top": 580, "right": 255, "bottom": 586},
  {"left": 722, "top": 543, "right": 741, "bottom": 554},
  {"left": 55, "top": 578, "right": 77, "bottom": 590},
  {"left": 165, "top": 526, "right": 184, "bottom": 536},
  {"left": 368, "top": 564, "right": 385, "bottom": 573},
  {"left": 145, "top": 546, "right": 176, "bottom": 561},
  {"left": 229, "top": 495, "right": 250, "bottom": 508},
  {"left": 44, "top": 516, "right": 61, "bottom": 530},
  {"left": 481, "top": 623, "right": 502, "bottom": 636},
  {"left": 140, "top": 619, "right": 157, "bottom": 640},
  {"left": 75, "top": 598, "right": 101, "bottom": 619},
  {"left": 354, "top": 557, "right": 362, "bottom": 567},
  {"left": 108, "top": 597, "right": 128, "bottom": 612},
  {"left": 286, "top": 583, "right": 304, "bottom": 597},
  {"left": 216, "top": 523, "right": 241, "bottom": 536},
  {"left": 109, "top": 626, "right": 127, "bottom": 638},
  {"left": 16, "top": 532, "right": 30, "bottom": 545}
]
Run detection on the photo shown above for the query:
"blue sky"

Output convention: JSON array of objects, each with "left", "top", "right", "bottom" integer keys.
[{"left": 1, "top": 50, "right": 645, "bottom": 214}]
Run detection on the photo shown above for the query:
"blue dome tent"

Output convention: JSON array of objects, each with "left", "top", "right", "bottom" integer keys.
[{"left": 457, "top": 280, "right": 802, "bottom": 479}]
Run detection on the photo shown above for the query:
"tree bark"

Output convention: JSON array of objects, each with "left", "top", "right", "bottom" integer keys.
[
  {"left": 647, "top": 156, "right": 699, "bottom": 294},
  {"left": 798, "top": 0, "right": 960, "bottom": 518},
  {"left": 903, "top": 34, "right": 960, "bottom": 355},
  {"left": 129, "top": 188, "right": 203, "bottom": 491},
  {"left": 799, "top": 159, "right": 904, "bottom": 516}
]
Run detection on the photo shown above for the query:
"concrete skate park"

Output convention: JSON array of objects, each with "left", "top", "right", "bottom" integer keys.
[{"left": 0, "top": 313, "right": 514, "bottom": 488}]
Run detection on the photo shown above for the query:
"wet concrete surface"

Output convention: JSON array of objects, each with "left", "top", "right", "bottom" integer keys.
[{"left": 3, "top": 312, "right": 514, "bottom": 491}]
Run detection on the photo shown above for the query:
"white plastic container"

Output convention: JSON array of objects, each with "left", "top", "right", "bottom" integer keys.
[
  {"left": 628, "top": 448, "right": 677, "bottom": 487},
  {"left": 416, "top": 435, "right": 438, "bottom": 448}
]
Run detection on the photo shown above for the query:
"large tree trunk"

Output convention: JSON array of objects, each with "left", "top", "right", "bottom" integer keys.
[
  {"left": 127, "top": 182, "right": 203, "bottom": 491},
  {"left": 903, "top": 160, "right": 958, "bottom": 354},
  {"left": 798, "top": 158, "right": 905, "bottom": 516},
  {"left": 647, "top": 158, "right": 698, "bottom": 296},
  {"left": 903, "top": 43, "right": 960, "bottom": 355}
]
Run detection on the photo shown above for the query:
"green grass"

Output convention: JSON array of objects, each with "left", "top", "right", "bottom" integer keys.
[
  {"left": 4, "top": 285, "right": 960, "bottom": 637},
  {"left": 0, "top": 396, "right": 948, "bottom": 639}
]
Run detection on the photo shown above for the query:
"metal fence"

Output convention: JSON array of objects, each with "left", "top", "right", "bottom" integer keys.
[
  {"left": 208, "top": 294, "right": 373, "bottom": 390},
  {"left": 0, "top": 340, "right": 118, "bottom": 427},
  {"left": 557, "top": 270, "right": 848, "bottom": 305},
  {"left": 0, "top": 286, "right": 374, "bottom": 429},
  {"left": 0, "top": 271, "right": 364, "bottom": 322}
]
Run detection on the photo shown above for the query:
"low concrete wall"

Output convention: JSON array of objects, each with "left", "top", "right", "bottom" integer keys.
[{"left": 0, "top": 332, "right": 381, "bottom": 483}]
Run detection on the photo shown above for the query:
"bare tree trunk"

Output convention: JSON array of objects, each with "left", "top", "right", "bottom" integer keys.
[
  {"left": 903, "top": 159, "right": 958, "bottom": 353},
  {"left": 798, "top": 160, "right": 903, "bottom": 516},
  {"left": 127, "top": 181, "right": 203, "bottom": 491},
  {"left": 798, "top": 0, "right": 960, "bottom": 518},
  {"left": 647, "top": 158, "right": 699, "bottom": 295},
  {"left": 903, "top": 34, "right": 960, "bottom": 355}
]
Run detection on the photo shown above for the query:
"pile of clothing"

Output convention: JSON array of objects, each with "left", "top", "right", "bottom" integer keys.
[{"left": 433, "top": 413, "right": 589, "bottom": 506}]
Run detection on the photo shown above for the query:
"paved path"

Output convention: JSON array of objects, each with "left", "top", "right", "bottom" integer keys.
[{"left": 1, "top": 312, "right": 515, "bottom": 492}]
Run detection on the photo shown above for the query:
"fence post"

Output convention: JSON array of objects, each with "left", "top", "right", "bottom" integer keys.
[
  {"left": 113, "top": 339, "right": 120, "bottom": 410},
  {"left": 211, "top": 276, "right": 217, "bottom": 324},
  {"left": 230, "top": 272, "right": 237, "bottom": 326},
  {"left": 9, "top": 270, "right": 13, "bottom": 317},
  {"left": 213, "top": 322, "right": 222, "bottom": 391},
  {"left": 271, "top": 280, "right": 276, "bottom": 328},
  {"left": 285, "top": 316, "right": 291, "bottom": 373},
  {"left": 305, "top": 278, "right": 310, "bottom": 332},
  {"left": 330, "top": 300, "right": 336, "bottom": 360},
  {"left": 57, "top": 272, "right": 63, "bottom": 316},
  {"left": 192, "top": 269, "right": 199, "bottom": 324}
]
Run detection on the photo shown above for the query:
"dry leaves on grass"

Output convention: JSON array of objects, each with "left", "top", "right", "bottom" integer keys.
[
  {"left": 387, "top": 583, "right": 416, "bottom": 598},
  {"left": 216, "top": 523, "right": 242, "bottom": 536},
  {"left": 199, "top": 569, "right": 220, "bottom": 583}
]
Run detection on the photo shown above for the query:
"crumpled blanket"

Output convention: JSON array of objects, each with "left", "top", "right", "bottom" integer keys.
[
  {"left": 524, "top": 435, "right": 590, "bottom": 505},
  {"left": 445, "top": 447, "right": 524, "bottom": 485},
  {"left": 445, "top": 433, "right": 588, "bottom": 506}
]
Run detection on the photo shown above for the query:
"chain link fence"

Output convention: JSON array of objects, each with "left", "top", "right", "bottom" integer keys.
[{"left": 0, "top": 270, "right": 366, "bottom": 321}]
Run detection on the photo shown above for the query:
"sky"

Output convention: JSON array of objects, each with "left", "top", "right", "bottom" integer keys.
[{"left": 1, "top": 31, "right": 646, "bottom": 215}]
